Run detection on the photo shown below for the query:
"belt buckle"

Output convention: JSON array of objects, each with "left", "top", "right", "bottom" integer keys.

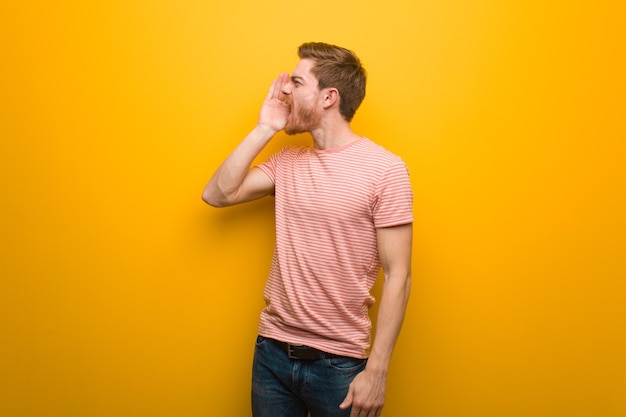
[{"left": 286, "top": 343, "right": 299, "bottom": 359}]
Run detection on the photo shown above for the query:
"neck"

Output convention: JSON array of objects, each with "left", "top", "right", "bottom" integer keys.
[{"left": 310, "top": 116, "right": 360, "bottom": 150}]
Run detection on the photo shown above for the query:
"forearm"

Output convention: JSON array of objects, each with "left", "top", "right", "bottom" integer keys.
[
  {"left": 367, "top": 271, "right": 411, "bottom": 375},
  {"left": 338, "top": 268, "right": 411, "bottom": 414},
  {"left": 202, "top": 124, "right": 276, "bottom": 207}
]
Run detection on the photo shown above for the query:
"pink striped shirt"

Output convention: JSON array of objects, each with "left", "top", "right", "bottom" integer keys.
[{"left": 256, "top": 137, "right": 413, "bottom": 358}]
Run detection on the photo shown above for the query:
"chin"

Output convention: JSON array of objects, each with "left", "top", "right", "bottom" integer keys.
[{"left": 284, "top": 123, "right": 305, "bottom": 135}]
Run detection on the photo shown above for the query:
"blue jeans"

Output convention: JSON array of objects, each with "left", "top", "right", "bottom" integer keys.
[{"left": 252, "top": 335, "right": 367, "bottom": 417}]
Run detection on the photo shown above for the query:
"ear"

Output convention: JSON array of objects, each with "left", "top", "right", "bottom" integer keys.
[{"left": 321, "top": 88, "right": 339, "bottom": 109}]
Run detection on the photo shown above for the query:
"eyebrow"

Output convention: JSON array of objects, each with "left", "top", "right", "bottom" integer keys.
[{"left": 291, "top": 75, "right": 305, "bottom": 83}]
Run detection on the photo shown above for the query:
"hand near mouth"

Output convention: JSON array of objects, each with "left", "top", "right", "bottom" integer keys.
[{"left": 258, "top": 72, "right": 291, "bottom": 134}]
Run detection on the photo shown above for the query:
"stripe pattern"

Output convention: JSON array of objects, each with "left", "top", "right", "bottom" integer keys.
[{"left": 256, "top": 137, "right": 413, "bottom": 358}]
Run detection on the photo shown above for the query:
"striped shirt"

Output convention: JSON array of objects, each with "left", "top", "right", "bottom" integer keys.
[{"left": 256, "top": 137, "right": 413, "bottom": 358}]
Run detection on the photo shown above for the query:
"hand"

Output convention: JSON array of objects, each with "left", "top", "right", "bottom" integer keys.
[
  {"left": 258, "top": 72, "right": 290, "bottom": 133},
  {"left": 339, "top": 368, "right": 386, "bottom": 417}
]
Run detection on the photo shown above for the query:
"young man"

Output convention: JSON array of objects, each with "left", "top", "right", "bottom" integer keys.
[{"left": 203, "top": 42, "right": 413, "bottom": 417}]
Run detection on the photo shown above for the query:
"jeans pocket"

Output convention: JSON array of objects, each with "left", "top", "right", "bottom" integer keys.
[
  {"left": 255, "top": 335, "right": 267, "bottom": 346},
  {"left": 327, "top": 356, "right": 367, "bottom": 372}
]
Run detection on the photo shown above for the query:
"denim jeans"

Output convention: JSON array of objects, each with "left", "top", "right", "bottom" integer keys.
[{"left": 251, "top": 335, "right": 367, "bottom": 417}]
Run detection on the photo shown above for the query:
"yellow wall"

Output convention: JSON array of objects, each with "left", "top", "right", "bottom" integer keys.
[{"left": 1, "top": 1, "right": 624, "bottom": 416}]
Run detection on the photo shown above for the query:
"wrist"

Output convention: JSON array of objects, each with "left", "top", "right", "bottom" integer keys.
[
  {"left": 255, "top": 123, "right": 279, "bottom": 138},
  {"left": 365, "top": 358, "right": 389, "bottom": 377}
]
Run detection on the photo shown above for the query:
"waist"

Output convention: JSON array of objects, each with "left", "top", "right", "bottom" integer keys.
[{"left": 266, "top": 337, "right": 347, "bottom": 361}]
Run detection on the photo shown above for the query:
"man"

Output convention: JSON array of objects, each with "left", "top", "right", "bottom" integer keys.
[{"left": 202, "top": 42, "right": 413, "bottom": 417}]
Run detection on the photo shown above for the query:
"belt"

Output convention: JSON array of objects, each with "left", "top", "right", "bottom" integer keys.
[{"left": 268, "top": 338, "right": 344, "bottom": 360}]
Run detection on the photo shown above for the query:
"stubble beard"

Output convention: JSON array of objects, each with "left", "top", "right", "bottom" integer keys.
[{"left": 284, "top": 103, "right": 321, "bottom": 135}]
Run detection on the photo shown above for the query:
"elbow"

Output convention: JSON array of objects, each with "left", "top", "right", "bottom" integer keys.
[
  {"left": 383, "top": 271, "right": 411, "bottom": 300},
  {"left": 404, "top": 274, "right": 412, "bottom": 299},
  {"left": 202, "top": 196, "right": 221, "bottom": 208},
  {"left": 201, "top": 188, "right": 227, "bottom": 208},
  {"left": 388, "top": 271, "right": 412, "bottom": 304}
]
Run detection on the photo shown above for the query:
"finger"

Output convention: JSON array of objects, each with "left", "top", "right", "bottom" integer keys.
[
  {"left": 367, "top": 403, "right": 384, "bottom": 417},
  {"left": 270, "top": 73, "right": 285, "bottom": 101},
  {"left": 266, "top": 77, "right": 278, "bottom": 101},
  {"left": 276, "top": 72, "right": 288, "bottom": 101},
  {"left": 350, "top": 405, "right": 364, "bottom": 417},
  {"left": 270, "top": 74, "right": 281, "bottom": 100},
  {"left": 339, "top": 386, "right": 353, "bottom": 410},
  {"left": 358, "top": 406, "right": 373, "bottom": 417}
]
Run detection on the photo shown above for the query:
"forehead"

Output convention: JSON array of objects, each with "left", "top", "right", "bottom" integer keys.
[{"left": 292, "top": 58, "right": 317, "bottom": 83}]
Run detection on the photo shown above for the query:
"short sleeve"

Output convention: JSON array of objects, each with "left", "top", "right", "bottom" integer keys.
[
  {"left": 372, "top": 161, "right": 414, "bottom": 228},
  {"left": 256, "top": 148, "right": 286, "bottom": 184}
]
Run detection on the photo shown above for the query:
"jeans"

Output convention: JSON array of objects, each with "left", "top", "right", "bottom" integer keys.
[{"left": 252, "top": 335, "right": 367, "bottom": 417}]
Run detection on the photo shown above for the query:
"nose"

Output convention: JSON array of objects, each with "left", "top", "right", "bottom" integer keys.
[{"left": 281, "top": 80, "right": 292, "bottom": 96}]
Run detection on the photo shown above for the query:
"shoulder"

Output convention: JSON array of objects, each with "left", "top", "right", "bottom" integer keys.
[{"left": 355, "top": 138, "right": 407, "bottom": 168}]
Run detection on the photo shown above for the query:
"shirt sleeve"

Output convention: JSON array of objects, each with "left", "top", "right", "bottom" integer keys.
[
  {"left": 256, "top": 148, "right": 286, "bottom": 184},
  {"left": 372, "top": 161, "right": 414, "bottom": 228}
]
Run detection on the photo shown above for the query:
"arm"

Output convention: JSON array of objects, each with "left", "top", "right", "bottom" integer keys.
[
  {"left": 202, "top": 73, "right": 290, "bottom": 207},
  {"left": 340, "top": 223, "right": 413, "bottom": 417}
]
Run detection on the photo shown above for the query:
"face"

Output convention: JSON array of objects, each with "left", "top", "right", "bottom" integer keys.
[{"left": 282, "top": 59, "right": 323, "bottom": 135}]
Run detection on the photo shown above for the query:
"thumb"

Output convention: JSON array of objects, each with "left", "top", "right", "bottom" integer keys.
[{"left": 339, "top": 386, "right": 354, "bottom": 410}]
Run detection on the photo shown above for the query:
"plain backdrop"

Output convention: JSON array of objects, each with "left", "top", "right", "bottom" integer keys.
[{"left": 1, "top": 1, "right": 624, "bottom": 416}]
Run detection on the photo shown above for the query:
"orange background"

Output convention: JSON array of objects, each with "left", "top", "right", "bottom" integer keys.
[{"left": 1, "top": 1, "right": 624, "bottom": 416}]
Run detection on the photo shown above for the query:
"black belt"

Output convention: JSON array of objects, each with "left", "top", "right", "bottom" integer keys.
[{"left": 268, "top": 338, "right": 344, "bottom": 360}]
